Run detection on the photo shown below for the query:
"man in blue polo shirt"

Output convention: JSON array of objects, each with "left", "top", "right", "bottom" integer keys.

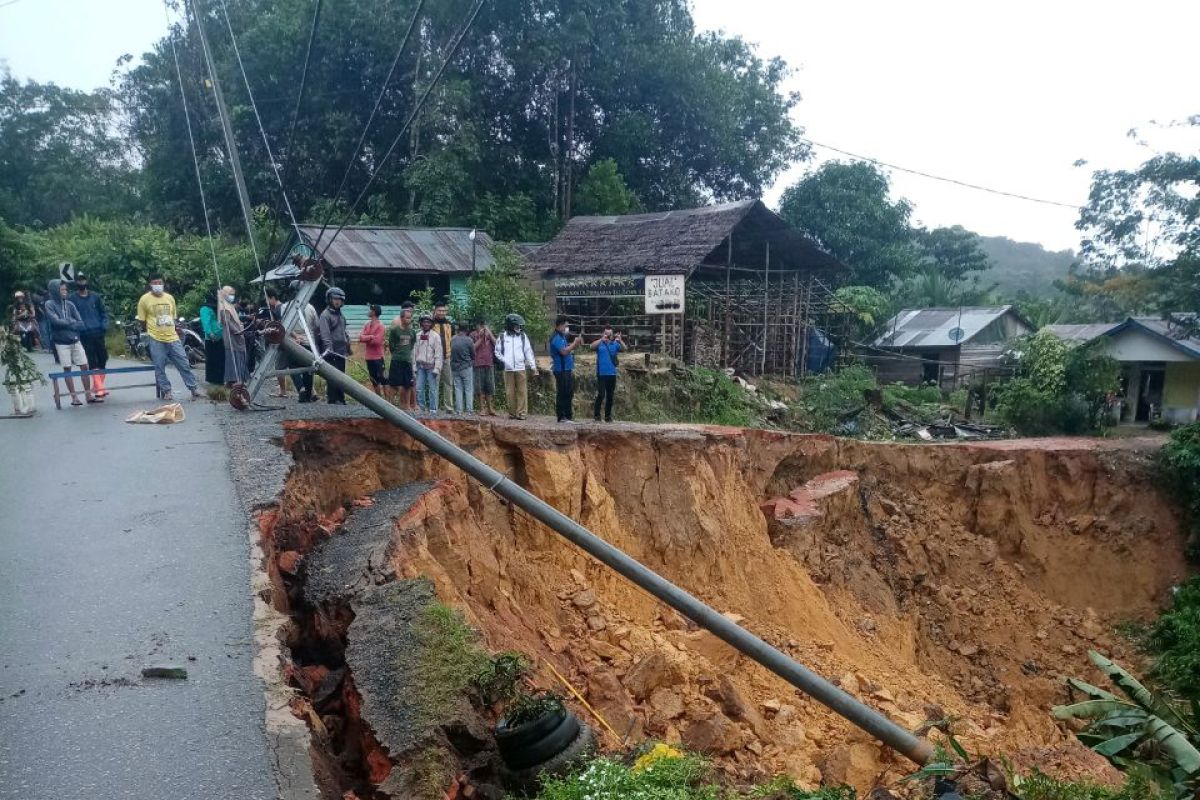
[
  {"left": 590, "top": 325, "right": 624, "bottom": 422},
  {"left": 549, "top": 315, "right": 580, "bottom": 423}
]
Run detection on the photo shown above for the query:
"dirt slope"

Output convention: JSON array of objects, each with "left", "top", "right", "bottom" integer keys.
[{"left": 275, "top": 419, "right": 1188, "bottom": 794}]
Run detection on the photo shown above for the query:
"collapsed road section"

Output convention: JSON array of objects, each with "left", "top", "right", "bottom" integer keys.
[{"left": 224, "top": 398, "right": 1188, "bottom": 798}]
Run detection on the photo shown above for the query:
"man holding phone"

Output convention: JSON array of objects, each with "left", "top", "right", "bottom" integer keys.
[{"left": 590, "top": 326, "right": 623, "bottom": 422}]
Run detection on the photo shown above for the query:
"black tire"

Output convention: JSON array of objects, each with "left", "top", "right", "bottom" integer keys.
[
  {"left": 500, "top": 725, "right": 596, "bottom": 794},
  {"left": 495, "top": 708, "right": 566, "bottom": 753},
  {"left": 500, "top": 712, "right": 580, "bottom": 771}
]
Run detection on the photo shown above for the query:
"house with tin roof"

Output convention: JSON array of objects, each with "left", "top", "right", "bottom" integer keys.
[
  {"left": 1046, "top": 314, "right": 1200, "bottom": 424},
  {"left": 870, "top": 305, "right": 1034, "bottom": 388}
]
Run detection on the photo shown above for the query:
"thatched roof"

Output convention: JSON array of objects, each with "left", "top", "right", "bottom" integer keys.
[{"left": 528, "top": 200, "right": 844, "bottom": 277}]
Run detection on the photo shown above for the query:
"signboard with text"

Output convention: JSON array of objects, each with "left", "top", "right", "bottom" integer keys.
[{"left": 644, "top": 274, "right": 685, "bottom": 314}]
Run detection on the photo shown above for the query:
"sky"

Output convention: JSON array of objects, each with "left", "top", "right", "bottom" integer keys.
[{"left": 1, "top": 0, "right": 1197, "bottom": 252}]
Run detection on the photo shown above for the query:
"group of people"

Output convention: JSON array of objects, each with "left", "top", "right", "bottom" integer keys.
[
  {"left": 357, "top": 300, "right": 510, "bottom": 415},
  {"left": 10, "top": 274, "right": 630, "bottom": 420},
  {"left": 9, "top": 277, "right": 111, "bottom": 405}
]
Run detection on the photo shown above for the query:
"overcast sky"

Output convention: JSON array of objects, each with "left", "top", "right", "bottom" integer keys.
[{"left": 2, "top": 0, "right": 1196, "bottom": 251}]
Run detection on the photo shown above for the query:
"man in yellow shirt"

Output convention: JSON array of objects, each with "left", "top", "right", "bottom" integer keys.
[{"left": 137, "top": 274, "right": 201, "bottom": 401}]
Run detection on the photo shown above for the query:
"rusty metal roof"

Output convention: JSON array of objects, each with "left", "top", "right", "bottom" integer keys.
[
  {"left": 296, "top": 226, "right": 495, "bottom": 273},
  {"left": 874, "top": 306, "right": 1026, "bottom": 348}
]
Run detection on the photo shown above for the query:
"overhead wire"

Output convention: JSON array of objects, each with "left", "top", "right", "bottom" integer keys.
[
  {"left": 266, "top": 0, "right": 324, "bottom": 264},
  {"left": 310, "top": 0, "right": 427, "bottom": 251},
  {"left": 162, "top": 0, "right": 222, "bottom": 288},
  {"left": 801, "top": 137, "right": 1084, "bottom": 210},
  {"left": 315, "top": 0, "right": 487, "bottom": 262}
]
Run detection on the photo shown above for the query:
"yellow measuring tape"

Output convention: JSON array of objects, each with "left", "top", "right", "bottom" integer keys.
[{"left": 543, "top": 660, "right": 623, "bottom": 745}]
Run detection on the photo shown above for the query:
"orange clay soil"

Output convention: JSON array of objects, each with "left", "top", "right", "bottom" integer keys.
[{"left": 274, "top": 418, "right": 1188, "bottom": 793}]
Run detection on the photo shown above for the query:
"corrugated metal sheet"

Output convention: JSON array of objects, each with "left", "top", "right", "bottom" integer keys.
[
  {"left": 874, "top": 306, "right": 1020, "bottom": 348},
  {"left": 297, "top": 226, "right": 495, "bottom": 273},
  {"left": 1044, "top": 323, "right": 1120, "bottom": 342}
]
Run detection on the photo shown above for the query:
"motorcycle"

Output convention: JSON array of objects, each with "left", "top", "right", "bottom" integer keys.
[{"left": 116, "top": 318, "right": 206, "bottom": 365}]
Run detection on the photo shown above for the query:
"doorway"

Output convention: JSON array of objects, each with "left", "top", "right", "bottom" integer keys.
[{"left": 1135, "top": 367, "right": 1165, "bottom": 422}]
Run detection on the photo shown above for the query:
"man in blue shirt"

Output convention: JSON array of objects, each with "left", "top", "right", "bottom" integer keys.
[
  {"left": 549, "top": 315, "right": 580, "bottom": 423},
  {"left": 590, "top": 326, "right": 624, "bottom": 422}
]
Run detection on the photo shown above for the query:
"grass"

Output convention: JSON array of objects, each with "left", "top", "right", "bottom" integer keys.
[
  {"left": 411, "top": 603, "right": 492, "bottom": 728},
  {"left": 1013, "top": 769, "right": 1173, "bottom": 800}
]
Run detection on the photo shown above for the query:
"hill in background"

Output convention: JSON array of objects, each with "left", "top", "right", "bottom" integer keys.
[{"left": 977, "top": 236, "right": 1076, "bottom": 297}]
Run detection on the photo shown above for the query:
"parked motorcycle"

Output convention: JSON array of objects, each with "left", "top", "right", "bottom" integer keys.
[{"left": 116, "top": 318, "right": 206, "bottom": 365}]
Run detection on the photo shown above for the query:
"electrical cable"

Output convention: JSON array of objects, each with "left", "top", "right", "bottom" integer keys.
[
  {"left": 315, "top": 0, "right": 486, "bottom": 262},
  {"left": 266, "top": 0, "right": 324, "bottom": 264},
  {"left": 162, "top": 0, "right": 222, "bottom": 289},
  {"left": 215, "top": 0, "right": 305, "bottom": 248},
  {"left": 310, "top": 0, "right": 426, "bottom": 251},
  {"left": 801, "top": 137, "right": 1083, "bottom": 210}
]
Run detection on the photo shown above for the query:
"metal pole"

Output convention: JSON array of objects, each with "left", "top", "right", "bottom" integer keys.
[
  {"left": 761, "top": 241, "right": 770, "bottom": 375},
  {"left": 280, "top": 336, "right": 934, "bottom": 767}
]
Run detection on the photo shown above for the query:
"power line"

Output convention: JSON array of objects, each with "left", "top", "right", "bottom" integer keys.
[
  {"left": 801, "top": 137, "right": 1083, "bottom": 210},
  {"left": 0, "top": 0, "right": 25, "bottom": 9}
]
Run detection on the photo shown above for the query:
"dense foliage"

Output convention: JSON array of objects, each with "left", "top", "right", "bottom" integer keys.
[
  {"left": 1159, "top": 421, "right": 1200, "bottom": 548},
  {"left": 993, "top": 331, "right": 1119, "bottom": 435}
]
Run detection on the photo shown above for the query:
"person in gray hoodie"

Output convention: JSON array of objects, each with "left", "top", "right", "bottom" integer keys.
[
  {"left": 44, "top": 279, "right": 98, "bottom": 405},
  {"left": 317, "top": 286, "right": 349, "bottom": 405}
]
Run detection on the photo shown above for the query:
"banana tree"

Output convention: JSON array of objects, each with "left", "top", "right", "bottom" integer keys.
[{"left": 1053, "top": 650, "right": 1200, "bottom": 798}]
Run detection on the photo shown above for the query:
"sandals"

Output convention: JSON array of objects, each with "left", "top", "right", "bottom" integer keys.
[
  {"left": 86, "top": 396, "right": 104, "bottom": 404},
  {"left": 70, "top": 398, "right": 83, "bottom": 406}
]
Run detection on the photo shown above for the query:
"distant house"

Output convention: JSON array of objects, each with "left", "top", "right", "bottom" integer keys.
[
  {"left": 264, "top": 225, "right": 495, "bottom": 306},
  {"left": 526, "top": 200, "right": 847, "bottom": 375},
  {"left": 1047, "top": 314, "right": 1200, "bottom": 424},
  {"left": 871, "top": 306, "right": 1034, "bottom": 387}
]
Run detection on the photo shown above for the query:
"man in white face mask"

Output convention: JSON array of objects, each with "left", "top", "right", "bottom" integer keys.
[{"left": 136, "top": 275, "right": 201, "bottom": 401}]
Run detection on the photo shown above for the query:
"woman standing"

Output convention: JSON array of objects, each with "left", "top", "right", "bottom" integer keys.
[
  {"left": 10, "top": 291, "right": 39, "bottom": 352},
  {"left": 199, "top": 290, "right": 225, "bottom": 385},
  {"left": 218, "top": 285, "right": 248, "bottom": 386}
]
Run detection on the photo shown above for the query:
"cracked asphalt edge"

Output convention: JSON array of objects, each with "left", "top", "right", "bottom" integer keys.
[{"left": 220, "top": 400, "right": 324, "bottom": 800}]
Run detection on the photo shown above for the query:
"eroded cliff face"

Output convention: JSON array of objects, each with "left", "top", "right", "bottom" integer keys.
[{"left": 270, "top": 419, "right": 1187, "bottom": 794}]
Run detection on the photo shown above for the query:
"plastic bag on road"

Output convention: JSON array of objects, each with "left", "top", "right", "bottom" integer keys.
[{"left": 125, "top": 403, "right": 186, "bottom": 424}]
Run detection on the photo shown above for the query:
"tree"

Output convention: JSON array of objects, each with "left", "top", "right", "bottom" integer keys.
[
  {"left": 777, "top": 161, "right": 918, "bottom": 287},
  {"left": 118, "top": 0, "right": 806, "bottom": 240},
  {"left": 0, "top": 72, "right": 136, "bottom": 228},
  {"left": 916, "top": 225, "right": 991, "bottom": 281},
  {"left": 573, "top": 159, "right": 638, "bottom": 216}
]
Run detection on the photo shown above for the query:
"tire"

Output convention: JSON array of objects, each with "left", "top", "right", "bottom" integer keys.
[
  {"left": 500, "top": 712, "right": 580, "bottom": 771},
  {"left": 500, "top": 724, "right": 596, "bottom": 794},
  {"left": 495, "top": 709, "right": 566, "bottom": 755}
]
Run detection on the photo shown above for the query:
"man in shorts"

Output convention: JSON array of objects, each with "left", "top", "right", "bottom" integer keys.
[
  {"left": 44, "top": 279, "right": 98, "bottom": 405},
  {"left": 386, "top": 304, "right": 415, "bottom": 408}
]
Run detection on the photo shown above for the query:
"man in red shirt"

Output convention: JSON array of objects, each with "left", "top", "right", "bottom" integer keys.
[
  {"left": 470, "top": 319, "right": 498, "bottom": 416},
  {"left": 358, "top": 304, "right": 386, "bottom": 395}
]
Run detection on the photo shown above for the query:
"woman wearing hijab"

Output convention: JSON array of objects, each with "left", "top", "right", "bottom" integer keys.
[
  {"left": 218, "top": 285, "right": 248, "bottom": 386},
  {"left": 198, "top": 289, "right": 225, "bottom": 385},
  {"left": 11, "top": 291, "right": 39, "bottom": 352}
]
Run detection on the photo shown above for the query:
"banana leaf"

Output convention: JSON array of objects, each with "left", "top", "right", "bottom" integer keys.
[
  {"left": 1142, "top": 715, "right": 1200, "bottom": 777},
  {"left": 1053, "top": 699, "right": 1139, "bottom": 720},
  {"left": 1092, "top": 731, "right": 1143, "bottom": 756},
  {"left": 1088, "top": 651, "right": 1195, "bottom": 734},
  {"left": 1067, "top": 676, "right": 1120, "bottom": 702}
]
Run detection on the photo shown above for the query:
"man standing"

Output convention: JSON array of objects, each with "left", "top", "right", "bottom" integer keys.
[
  {"left": 262, "top": 287, "right": 289, "bottom": 398},
  {"left": 450, "top": 323, "right": 475, "bottom": 414},
  {"left": 431, "top": 302, "right": 455, "bottom": 412},
  {"left": 590, "top": 326, "right": 624, "bottom": 422},
  {"left": 137, "top": 275, "right": 201, "bottom": 401},
  {"left": 68, "top": 273, "right": 109, "bottom": 398},
  {"left": 359, "top": 304, "right": 386, "bottom": 396},
  {"left": 284, "top": 280, "right": 320, "bottom": 402},
  {"left": 412, "top": 313, "right": 443, "bottom": 413},
  {"left": 45, "top": 279, "right": 98, "bottom": 405},
  {"left": 318, "top": 287, "right": 349, "bottom": 405},
  {"left": 471, "top": 318, "right": 497, "bottom": 416},
  {"left": 386, "top": 304, "right": 415, "bottom": 408},
  {"left": 549, "top": 315, "right": 580, "bottom": 423},
  {"left": 494, "top": 313, "right": 537, "bottom": 420}
]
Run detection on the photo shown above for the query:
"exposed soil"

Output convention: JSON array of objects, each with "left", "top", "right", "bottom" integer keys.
[{"left": 261, "top": 417, "right": 1189, "bottom": 797}]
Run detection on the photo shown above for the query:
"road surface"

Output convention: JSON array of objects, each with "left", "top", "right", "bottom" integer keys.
[{"left": 0, "top": 353, "right": 277, "bottom": 800}]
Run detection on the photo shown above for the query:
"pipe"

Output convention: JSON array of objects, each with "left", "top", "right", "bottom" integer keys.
[{"left": 281, "top": 337, "right": 935, "bottom": 765}]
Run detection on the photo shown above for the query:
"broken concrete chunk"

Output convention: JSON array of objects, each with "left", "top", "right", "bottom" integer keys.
[{"left": 141, "top": 665, "right": 188, "bottom": 679}]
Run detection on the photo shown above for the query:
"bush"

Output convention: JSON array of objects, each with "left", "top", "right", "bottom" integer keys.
[
  {"left": 452, "top": 242, "right": 550, "bottom": 347},
  {"left": 1159, "top": 421, "right": 1200, "bottom": 547},
  {"left": 994, "top": 332, "right": 1119, "bottom": 435},
  {"left": 794, "top": 365, "right": 878, "bottom": 433},
  {"left": 1014, "top": 769, "right": 1172, "bottom": 800},
  {"left": 1149, "top": 576, "right": 1200, "bottom": 702}
]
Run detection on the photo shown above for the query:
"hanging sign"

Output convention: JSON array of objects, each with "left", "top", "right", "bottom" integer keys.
[
  {"left": 59, "top": 262, "right": 76, "bottom": 283},
  {"left": 644, "top": 274, "right": 685, "bottom": 314}
]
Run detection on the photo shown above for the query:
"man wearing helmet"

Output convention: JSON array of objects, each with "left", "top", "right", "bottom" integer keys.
[
  {"left": 318, "top": 286, "right": 350, "bottom": 404},
  {"left": 494, "top": 313, "right": 538, "bottom": 420}
]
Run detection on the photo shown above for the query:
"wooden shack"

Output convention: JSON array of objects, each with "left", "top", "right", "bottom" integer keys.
[{"left": 526, "top": 200, "right": 848, "bottom": 376}]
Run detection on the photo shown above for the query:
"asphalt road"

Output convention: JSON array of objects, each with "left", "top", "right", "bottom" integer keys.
[{"left": 0, "top": 353, "right": 277, "bottom": 800}]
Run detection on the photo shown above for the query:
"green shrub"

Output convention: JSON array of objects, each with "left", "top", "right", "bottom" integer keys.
[
  {"left": 994, "top": 332, "right": 1119, "bottom": 435},
  {"left": 1149, "top": 576, "right": 1200, "bottom": 702},
  {"left": 1014, "top": 768, "right": 1172, "bottom": 800},
  {"left": 534, "top": 754, "right": 719, "bottom": 800},
  {"left": 794, "top": 365, "right": 878, "bottom": 433},
  {"left": 1159, "top": 421, "right": 1200, "bottom": 548}
]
